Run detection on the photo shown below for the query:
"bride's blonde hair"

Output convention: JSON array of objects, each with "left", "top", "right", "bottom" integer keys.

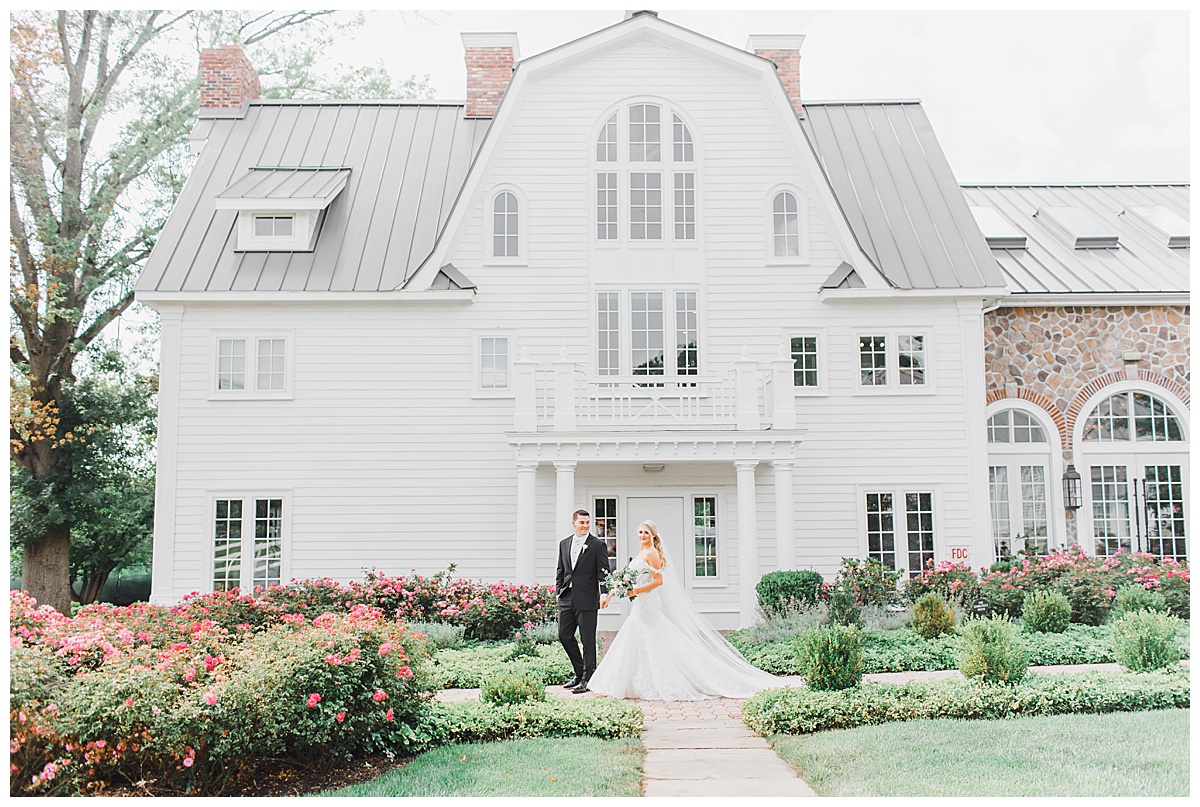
[{"left": 639, "top": 520, "right": 668, "bottom": 568}]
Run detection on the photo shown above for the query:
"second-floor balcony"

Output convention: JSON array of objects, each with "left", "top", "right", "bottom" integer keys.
[{"left": 511, "top": 347, "right": 799, "bottom": 433}]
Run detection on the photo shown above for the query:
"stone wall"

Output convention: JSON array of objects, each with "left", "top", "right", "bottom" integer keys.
[{"left": 985, "top": 304, "right": 1190, "bottom": 458}]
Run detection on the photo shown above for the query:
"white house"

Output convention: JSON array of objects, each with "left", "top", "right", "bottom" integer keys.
[{"left": 137, "top": 12, "right": 1188, "bottom": 628}]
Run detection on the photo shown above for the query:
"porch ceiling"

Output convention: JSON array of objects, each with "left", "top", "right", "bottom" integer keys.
[{"left": 506, "top": 429, "right": 807, "bottom": 463}]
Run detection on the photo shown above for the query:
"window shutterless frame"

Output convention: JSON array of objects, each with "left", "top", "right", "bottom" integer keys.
[
  {"left": 207, "top": 491, "right": 291, "bottom": 593},
  {"left": 209, "top": 331, "right": 294, "bottom": 400},
  {"left": 472, "top": 330, "right": 516, "bottom": 397},
  {"left": 852, "top": 329, "right": 934, "bottom": 395}
]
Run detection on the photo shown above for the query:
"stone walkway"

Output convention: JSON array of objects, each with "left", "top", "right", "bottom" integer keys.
[{"left": 434, "top": 661, "right": 1189, "bottom": 797}]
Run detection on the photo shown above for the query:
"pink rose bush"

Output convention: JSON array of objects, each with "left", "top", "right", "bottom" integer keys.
[{"left": 9, "top": 592, "right": 433, "bottom": 796}]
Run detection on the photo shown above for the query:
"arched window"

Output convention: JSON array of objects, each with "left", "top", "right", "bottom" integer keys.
[
  {"left": 987, "top": 407, "right": 1053, "bottom": 558},
  {"left": 597, "top": 114, "right": 617, "bottom": 162},
  {"left": 492, "top": 191, "right": 518, "bottom": 258},
  {"left": 773, "top": 191, "right": 800, "bottom": 257},
  {"left": 1082, "top": 391, "right": 1185, "bottom": 442}
]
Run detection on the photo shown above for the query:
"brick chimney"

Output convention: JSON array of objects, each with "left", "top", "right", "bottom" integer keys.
[
  {"left": 747, "top": 35, "right": 806, "bottom": 117},
  {"left": 462, "top": 32, "right": 520, "bottom": 118},
  {"left": 199, "top": 45, "right": 261, "bottom": 110}
]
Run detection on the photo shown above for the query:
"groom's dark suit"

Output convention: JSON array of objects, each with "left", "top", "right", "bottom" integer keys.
[{"left": 556, "top": 532, "right": 610, "bottom": 685}]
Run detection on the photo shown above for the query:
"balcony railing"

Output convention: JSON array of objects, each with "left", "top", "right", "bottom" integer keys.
[{"left": 513, "top": 346, "right": 799, "bottom": 432}]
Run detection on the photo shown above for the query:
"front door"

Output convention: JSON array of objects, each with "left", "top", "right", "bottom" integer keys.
[
  {"left": 1086, "top": 453, "right": 1188, "bottom": 561},
  {"left": 626, "top": 496, "right": 687, "bottom": 581}
]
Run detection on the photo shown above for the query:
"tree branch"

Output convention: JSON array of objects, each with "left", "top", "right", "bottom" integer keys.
[
  {"left": 10, "top": 187, "right": 41, "bottom": 291},
  {"left": 74, "top": 290, "right": 135, "bottom": 349},
  {"left": 241, "top": 10, "right": 336, "bottom": 44},
  {"left": 11, "top": 338, "right": 30, "bottom": 369}
]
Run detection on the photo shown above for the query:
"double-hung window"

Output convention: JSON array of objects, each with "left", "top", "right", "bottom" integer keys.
[
  {"left": 856, "top": 332, "right": 931, "bottom": 392},
  {"left": 599, "top": 289, "right": 701, "bottom": 379},
  {"left": 593, "top": 101, "right": 697, "bottom": 242},
  {"left": 212, "top": 494, "right": 287, "bottom": 592},
  {"left": 213, "top": 333, "right": 293, "bottom": 399},
  {"left": 476, "top": 334, "right": 512, "bottom": 393},
  {"left": 693, "top": 496, "right": 719, "bottom": 578},
  {"left": 790, "top": 335, "right": 820, "bottom": 388}
]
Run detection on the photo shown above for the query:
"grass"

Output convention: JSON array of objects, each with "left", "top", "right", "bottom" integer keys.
[
  {"left": 771, "top": 708, "right": 1190, "bottom": 797},
  {"left": 317, "top": 736, "right": 644, "bottom": 797}
]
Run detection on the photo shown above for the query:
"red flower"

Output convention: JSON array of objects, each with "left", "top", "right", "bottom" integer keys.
[
  {"left": 306, "top": 693, "right": 321, "bottom": 708},
  {"left": 397, "top": 666, "right": 413, "bottom": 679},
  {"left": 336, "top": 712, "right": 346, "bottom": 723},
  {"left": 373, "top": 689, "right": 388, "bottom": 702}
]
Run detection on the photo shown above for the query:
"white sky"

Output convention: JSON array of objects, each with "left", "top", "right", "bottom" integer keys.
[{"left": 334, "top": 6, "right": 1190, "bottom": 184}]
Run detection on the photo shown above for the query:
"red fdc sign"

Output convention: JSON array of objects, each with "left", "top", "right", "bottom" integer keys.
[{"left": 950, "top": 547, "right": 969, "bottom": 561}]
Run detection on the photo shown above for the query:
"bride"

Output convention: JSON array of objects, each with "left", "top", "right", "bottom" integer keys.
[{"left": 587, "top": 520, "right": 784, "bottom": 700}]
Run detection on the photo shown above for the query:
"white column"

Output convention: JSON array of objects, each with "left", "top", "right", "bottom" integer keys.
[
  {"left": 515, "top": 461, "right": 538, "bottom": 582},
  {"left": 773, "top": 459, "right": 797, "bottom": 570},
  {"left": 149, "top": 306, "right": 184, "bottom": 605},
  {"left": 554, "top": 461, "right": 577, "bottom": 541},
  {"left": 735, "top": 459, "right": 760, "bottom": 627},
  {"left": 771, "top": 342, "right": 797, "bottom": 429},
  {"left": 733, "top": 345, "right": 760, "bottom": 431},
  {"left": 552, "top": 345, "right": 577, "bottom": 432},
  {"left": 512, "top": 344, "right": 537, "bottom": 432}
]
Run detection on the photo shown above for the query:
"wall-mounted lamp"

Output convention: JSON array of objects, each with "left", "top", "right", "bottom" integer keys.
[
  {"left": 641, "top": 463, "right": 666, "bottom": 473},
  {"left": 1062, "top": 464, "right": 1082, "bottom": 510}
]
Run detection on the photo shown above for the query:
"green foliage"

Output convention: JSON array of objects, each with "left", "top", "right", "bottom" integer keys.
[
  {"left": 903, "top": 561, "right": 980, "bottom": 606},
  {"left": 1112, "top": 585, "right": 1168, "bottom": 618},
  {"left": 798, "top": 625, "right": 863, "bottom": 691},
  {"left": 480, "top": 673, "right": 546, "bottom": 706},
  {"left": 911, "top": 593, "right": 956, "bottom": 639},
  {"left": 728, "top": 603, "right": 828, "bottom": 650},
  {"left": 828, "top": 589, "right": 863, "bottom": 628},
  {"left": 405, "top": 621, "right": 466, "bottom": 650},
  {"left": 742, "top": 668, "right": 1191, "bottom": 736},
  {"left": 1157, "top": 574, "right": 1190, "bottom": 619},
  {"left": 1053, "top": 568, "right": 1114, "bottom": 626},
  {"left": 1111, "top": 612, "right": 1183, "bottom": 672},
  {"left": 422, "top": 698, "right": 643, "bottom": 745},
  {"left": 958, "top": 616, "right": 1028, "bottom": 684},
  {"left": 430, "top": 644, "right": 575, "bottom": 690},
  {"left": 756, "top": 570, "right": 826, "bottom": 616},
  {"left": 835, "top": 557, "right": 900, "bottom": 606},
  {"left": 1022, "top": 590, "right": 1071, "bottom": 633}
]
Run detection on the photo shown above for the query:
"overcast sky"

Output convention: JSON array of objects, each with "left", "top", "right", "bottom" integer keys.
[{"left": 341, "top": 7, "right": 1189, "bottom": 184}]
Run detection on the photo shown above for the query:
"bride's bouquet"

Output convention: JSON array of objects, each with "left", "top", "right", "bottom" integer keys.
[{"left": 604, "top": 566, "right": 642, "bottom": 601}]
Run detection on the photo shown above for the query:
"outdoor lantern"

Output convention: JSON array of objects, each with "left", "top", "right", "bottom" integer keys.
[{"left": 1062, "top": 464, "right": 1082, "bottom": 510}]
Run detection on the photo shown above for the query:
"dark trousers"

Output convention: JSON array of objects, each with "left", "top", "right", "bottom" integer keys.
[{"left": 557, "top": 597, "right": 599, "bottom": 680}]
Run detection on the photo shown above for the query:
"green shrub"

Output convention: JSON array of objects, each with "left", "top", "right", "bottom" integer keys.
[
  {"left": 406, "top": 621, "right": 466, "bottom": 650},
  {"left": 903, "top": 561, "right": 980, "bottom": 606},
  {"left": 728, "top": 603, "right": 828, "bottom": 649},
  {"left": 756, "top": 570, "right": 826, "bottom": 616},
  {"left": 835, "top": 557, "right": 900, "bottom": 606},
  {"left": 958, "top": 616, "right": 1028, "bottom": 684},
  {"left": 798, "top": 625, "right": 863, "bottom": 691},
  {"left": 977, "top": 577, "right": 1026, "bottom": 619},
  {"left": 480, "top": 672, "right": 546, "bottom": 705},
  {"left": 911, "top": 593, "right": 956, "bottom": 639},
  {"left": 1157, "top": 574, "right": 1190, "bottom": 619},
  {"left": 1022, "top": 590, "right": 1071, "bottom": 633},
  {"left": 1112, "top": 585, "right": 1168, "bottom": 618},
  {"left": 742, "top": 668, "right": 1190, "bottom": 736},
  {"left": 828, "top": 589, "right": 863, "bottom": 628},
  {"left": 423, "top": 697, "right": 643, "bottom": 745},
  {"left": 431, "top": 643, "right": 574, "bottom": 689},
  {"left": 1111, "top": 612, "right": 1183, "bottom": 672},
  {"left": 1053, "top": 568, "right": 1115, "bottom": 626}
]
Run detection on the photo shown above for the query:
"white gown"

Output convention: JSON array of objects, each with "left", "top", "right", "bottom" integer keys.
[{"left": 587, "top": 558, "right": 783, "bottom": 700}]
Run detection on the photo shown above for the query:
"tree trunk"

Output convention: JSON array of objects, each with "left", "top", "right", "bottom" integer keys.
[
  {"left": 81, "top": 569, "right": 112, "bottom": 605},
  {"left": 22, "top": 524, "right": 73, "bottom": 614}
]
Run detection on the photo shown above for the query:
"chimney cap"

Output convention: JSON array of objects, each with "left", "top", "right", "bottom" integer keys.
[
  {"left": 460, "top": 31, "right": 521, "bottom": 61},
  {"left": 746, "top": 34, "right": 806, "bottom": 52}
]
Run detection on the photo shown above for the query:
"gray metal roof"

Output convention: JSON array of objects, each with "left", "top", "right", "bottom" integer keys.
[
  {"left": 802, "top": 101, "right": 1006, "bottom": 290},
  {"left": 959, "top": 184, "right": 1190, "bottom": 295},
  {"left": 136, "top": 101, "right": 490, "bottom": 293},
  {"left": 215, "top": 167, "right": 351, "bottom": 209}
]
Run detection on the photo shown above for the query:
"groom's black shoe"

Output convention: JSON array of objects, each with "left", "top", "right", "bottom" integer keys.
[
  {"left": 562, "top": 677, "right": 583, "bottom": 689},
  {"left": 571, "top": 680, "right": 590, "bottom": 694}
]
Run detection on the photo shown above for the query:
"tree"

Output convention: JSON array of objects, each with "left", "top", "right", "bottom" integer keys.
[{"left": 10, "top": 10, "right": 434, "bottom": 613}]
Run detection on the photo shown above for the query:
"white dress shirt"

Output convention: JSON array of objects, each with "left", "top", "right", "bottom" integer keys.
[{"left": 570, "top": 535, "right": 587, "bottom": 567}]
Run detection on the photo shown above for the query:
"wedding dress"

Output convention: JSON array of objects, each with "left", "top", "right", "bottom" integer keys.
[{"left": 587, "top": 557, "right": 783, "bottom": 700}]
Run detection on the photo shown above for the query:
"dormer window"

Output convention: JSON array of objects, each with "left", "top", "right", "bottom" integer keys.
[
  {"left": 593, "top": 101, "right": 698, "bottom": 243},
  {"left": 215, "top": 166, "right": 350, "bottom": 252}
]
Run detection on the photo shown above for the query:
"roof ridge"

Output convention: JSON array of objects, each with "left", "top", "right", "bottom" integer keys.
[
  {"left": 804, "top": 98, "right": 922, "bottom": 106},
  {"left": 247, "top": 99, "right": 466, "bottom": 107},
  {"left": 962, "top": 182, "right": 1189, "bottom": 188}
]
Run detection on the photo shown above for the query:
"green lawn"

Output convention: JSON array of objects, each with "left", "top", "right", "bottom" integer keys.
[
  {"left": 317, "top": 737, "right": 644, "bottom": 797},
  {"left": 771, "top": 708, "right": 1190, "bottom": 797}
]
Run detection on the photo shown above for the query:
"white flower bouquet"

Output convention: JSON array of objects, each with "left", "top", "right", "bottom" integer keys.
[{"left": 604, "top": 565, "right": 643, "bottom": 601}]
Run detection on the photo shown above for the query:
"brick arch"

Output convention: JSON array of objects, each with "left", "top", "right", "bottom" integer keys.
[
  {"left": 986, "top": 389, "right": 1067, "bottom": 448},
  {"left": 1065, "top": 370, "right": 1191, "bottom": 441}
]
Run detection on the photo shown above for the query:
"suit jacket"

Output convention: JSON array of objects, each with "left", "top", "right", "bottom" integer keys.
[{"left": 555, "top": 533, "right": 611, "bottom": 610}]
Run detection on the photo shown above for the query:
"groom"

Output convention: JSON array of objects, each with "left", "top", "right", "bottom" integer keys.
[{"left": 556, "top": 509, "right": 610, "bottom": 694}]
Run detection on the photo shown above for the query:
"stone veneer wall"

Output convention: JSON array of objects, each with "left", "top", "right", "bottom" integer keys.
[{"left": 985, "top": 304, "right": 1190, "bottom": 544}]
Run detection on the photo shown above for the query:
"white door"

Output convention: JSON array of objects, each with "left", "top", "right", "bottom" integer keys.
[
  {"left": 1085, "top": 453, "right": 1188, "bottom": 561},
  {"left": 626, "top": 496, "right": 687, "bottom": 582}
]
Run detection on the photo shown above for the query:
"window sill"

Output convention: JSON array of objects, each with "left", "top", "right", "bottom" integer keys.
[
  {"left": 766, "top": 256, "right": 811, "bottom": 267},
  {"left": 471, "top": 391, "right": 516, "bottom": 400},
  {"left": 691, "top": 580, "right": 727, "bottom": 589},
  {"left": 207, "top": 391, "right": 295, "bottom": 401},
  {"left": 792, "top": 388, "right": 828, "bottom": 398},
  {"left": 482, "top": 258, "right": 527, "bottom": 267},
  {"left": 851, "top": 385, "right": 937, "bottom": 397}
]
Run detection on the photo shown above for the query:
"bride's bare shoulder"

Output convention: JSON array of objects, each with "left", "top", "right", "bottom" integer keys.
[{"left": 646, "top": 549, "right": 664, "bottom": 570}]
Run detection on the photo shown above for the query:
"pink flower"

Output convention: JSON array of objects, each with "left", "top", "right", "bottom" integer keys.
[
  {"left": 307, "top": 693, "right": 322, "bottom": 708},
  {"left": 373, "top": 689, "right": 388, "bottom": 702},
  {"left": 205, "top": 655, "right": 219, "bottom": 672},
  {"left": 378, "top": 642, "right": 392, "bottom": 656},
  {"left": 183, "top": 757, "right": 193, "bottom": 768},
  {"left": 397, "top": 666, "right": 414, "bottom": 679},
  {"left": 184, "top": 668, "right": 195, "bottom": 682},
  {"left": 385, "top": 709, "right": 394, "bottom": 722},
  {"left": 124, "top": 698, "right": 134, "bottom": 707},
  {"left": 95, "top": 740, "right": 106, "bottom": 749},
  {"left": 204, "top": 691, "right": 218, "bottom": 705},
  {"left": 336, "top": 712, "right": 346, "bottom": 723}
]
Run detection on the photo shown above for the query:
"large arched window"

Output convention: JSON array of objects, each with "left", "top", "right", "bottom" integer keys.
[
  {"left": 987, "top": 408, "right": 1054, "bottom": 557},
  {"left": 593, "top": 101, "right": 697, "bottom": 243},
  {"left": 1077, "top": 387, "right": 1188, "bottom": 562},
  {"left": 492, "top": 191, "right": 518, "bottom": 258}
]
